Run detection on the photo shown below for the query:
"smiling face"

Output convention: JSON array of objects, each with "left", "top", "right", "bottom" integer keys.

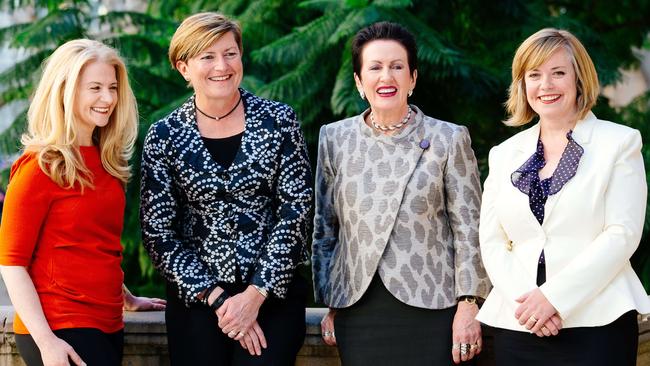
[
  {"left": 524, "top": 48, "right": 578, "bottom": 123},
  {"left": 176, "top": 31, "right": 243, "bottom": 103},
  {"left": 73, "top": 61, "right": 118, "bottom": 145},
  {"left": 354, "top": 39, "right": 416, "bottom": 118}
]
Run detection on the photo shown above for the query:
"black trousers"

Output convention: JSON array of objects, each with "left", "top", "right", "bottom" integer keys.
[
  {"left": 334, "top": 274, "right": 474, "bottom": 366},
  {"left": 15, "top": 328, "right": 124, "bottom": 366},
  {"left": 165, "top": 275, "right": 307, "bottom": 366},
  {"left": 491, "top": 310, "right": 638, "bottom": 366}
]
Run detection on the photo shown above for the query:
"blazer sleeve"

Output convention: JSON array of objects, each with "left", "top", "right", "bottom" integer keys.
[
  {"left": 479, "top": 145, "right": 536, "bottom": 301},
  {"left": 445, "top": 126, "right": 491, "bottom": 299},
  {"left": 250, "top": 107, "right": 313, "bottom": 299},
  {"left": 140, "top": 122, "right": 216, "bottom": 306},
  {"left": 311, "top": 125, "right": 339, "bottom": 304},
  {"left": 540, "top": 129, "right": 647, "bottom": 319}
]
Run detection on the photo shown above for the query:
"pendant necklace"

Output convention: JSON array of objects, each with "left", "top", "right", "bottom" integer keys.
[{"left": 195, "top": 94, "right": 242, "bottom": 121}]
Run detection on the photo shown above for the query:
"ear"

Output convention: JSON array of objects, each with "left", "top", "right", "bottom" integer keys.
[
  {"left": 410, "top": 69, "right": 418, "bottom": 90},
  {"left": 176, "top": 60, "right": 189, "bottom": 81},
  {"left": 354, "top": 73, "right": 362, "bottom": 90}
]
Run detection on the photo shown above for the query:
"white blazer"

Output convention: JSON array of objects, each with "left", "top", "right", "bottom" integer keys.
[{"left": 477, "top": 112, "right": 650, "bottom": 332}]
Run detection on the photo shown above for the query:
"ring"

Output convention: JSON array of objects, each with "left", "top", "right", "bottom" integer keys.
[
  {"left": 460, "top": 343, "right": 469, "bottom": 356},
  {"left": 452, "top": 343, "right": 460, "bottom": 350},
  {"left": 238, "top": 331, "right": 245, "bottom": 338},
  {"left": 528, "top": 315, "right": 538, "bottom": 323},
  {"left": 323, "top": 330, "right": 334, "bottom": 337},
  {"left": 470, "top": 343, "right": 479, "bottom": 350},
  {"left": 228, "top": 330, "right": 237, "bottom": 337}
]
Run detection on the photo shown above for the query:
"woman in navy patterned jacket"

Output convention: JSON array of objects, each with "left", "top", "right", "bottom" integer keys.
[{"left": 139, "top": 12, "right": 312, "bottom": 366}]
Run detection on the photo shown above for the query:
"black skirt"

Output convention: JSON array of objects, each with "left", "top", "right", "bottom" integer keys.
[
  {"left": 491, "top": 310, "right": 638, "bottom": 366},
  {"left": 334, "top": 274, "right": 470, "bottom": 366}
]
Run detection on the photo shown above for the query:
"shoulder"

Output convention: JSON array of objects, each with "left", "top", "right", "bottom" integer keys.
[
  {"left": 145, "top": 96, "right": 195, "bottom": 141},
  {"left": 590, "top": 117, "right": 640, "bottom": 143},
  {"left": 243, "top": 89, "right": 298, "bottom": 128},
  {"left": 8, "top": 152, "right": 55, "bottom": 190},
  {"left": 319, "top": 115, "right": 359, "bottom": 139},
  {"left": 421, "top": 113, "right": 470, "bottom": 138}
]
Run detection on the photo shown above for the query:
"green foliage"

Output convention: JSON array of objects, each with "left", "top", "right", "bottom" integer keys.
[{"left": 1, "top": 0, "right": 650, "bottom": 297}]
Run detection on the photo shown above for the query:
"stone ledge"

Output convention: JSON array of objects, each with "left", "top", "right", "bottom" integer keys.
[{"left": 0, "top": 306, "right": 649, "bottom": 365}]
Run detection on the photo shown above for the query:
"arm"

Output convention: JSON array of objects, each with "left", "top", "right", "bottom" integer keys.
[
  {"left": 539, "top": 130, "right": 646, "bottom": 319},
  {"left": 248, "top": 107, "right": 313, "bottom": 298},
  {"left": 312, "top": 125, "right": 339, "bottom": 304},
  {"left": 479, "top": 146, "right": 536, "bottom": 301},
  {"left": 0, "top": 158, "right": 84, "bottom": 366},
  {"left": 1, "top": 267, "right": 85, "bottom": 366},
  {"left": 445, "top": 126, "right": 491, "bottom": 299},
  {"left": 140, "top": 123, "right": 217, "bottom": 305},
  {"left": 444, "top": 126, "right": 487, "bottom": 364}
]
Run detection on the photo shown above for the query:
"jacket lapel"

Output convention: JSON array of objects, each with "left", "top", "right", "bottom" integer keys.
[{"left": 542, "top": 112, "right": 595, "bottom": 224}]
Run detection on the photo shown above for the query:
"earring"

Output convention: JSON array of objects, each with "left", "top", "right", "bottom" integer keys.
[
  {"left": 358, "top": 89, "right": 365, "bottom": 100},
  {"left": 408, "top": 89, "right": 413, "bottom": 97}
]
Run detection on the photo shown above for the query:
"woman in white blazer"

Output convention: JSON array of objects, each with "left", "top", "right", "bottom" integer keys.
[{"left": 477, "top": 28, "right": 650, "bottom": 366}]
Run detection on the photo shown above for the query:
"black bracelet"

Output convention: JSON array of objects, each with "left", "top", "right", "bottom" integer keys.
[
  {"left": 201, "top": 283, "right": 219, "bottom": 306},
  {"left": 209, "top": 290, "right": 230, "bottom": 311}
]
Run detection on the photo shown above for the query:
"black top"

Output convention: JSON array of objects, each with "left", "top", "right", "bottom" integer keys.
[{"left": 201, "top": 132, "right": 244, "bottom": 169}]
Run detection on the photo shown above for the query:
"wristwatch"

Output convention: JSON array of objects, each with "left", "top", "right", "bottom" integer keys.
[
  {"left": 252, "top": 284, "right": 269, "bottom": 299},
  {"left": 457, "top": 295, "right": 478, "bottom": 305}
]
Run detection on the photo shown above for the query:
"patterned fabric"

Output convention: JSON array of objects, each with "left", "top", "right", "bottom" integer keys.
[
  {"left": 312, "top": 105, "right": 491, "bottom": 309},
  {"left": 511, "top": 131, "right": 583, "bottom": 264},
  {"left": 140, "top": 89, "right": 312, "bottom": 306}
]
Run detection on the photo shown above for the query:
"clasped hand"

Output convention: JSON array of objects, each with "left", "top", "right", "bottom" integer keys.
[
  {"left": 215, "top": 286, "right": 267, "bottom": 355},
  {"left": 514, "top": 288, "right": 563, "bottom": 337}
]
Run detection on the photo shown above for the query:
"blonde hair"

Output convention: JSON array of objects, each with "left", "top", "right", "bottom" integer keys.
[
  {"left": 21, "top": 39, "right": 138, "bottom": 189},
  {"left": 504, "top": 28, "right": 599, "bottom": 126},
  {"left": 168, "top": 12, "right": 242, "bottom": 69}
]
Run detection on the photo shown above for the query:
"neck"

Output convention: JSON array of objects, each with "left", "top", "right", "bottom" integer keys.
[
  {"left": 195, "top": 90, "right": 241, "bottom": 117},
  {"left": 539, "top": 112, "right": 579, "bottom": 140},
  {"left": 371, "top": 104, "right": 409, "bottom": 126},
  {"left": 77, "top": 127, "right": 95, "bottom": 147}
]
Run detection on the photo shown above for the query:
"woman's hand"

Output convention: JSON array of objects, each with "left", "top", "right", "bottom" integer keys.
[
  {"left": 123, "top": 285, "right": 166, "bottom": 311},
  {"left": 514, "top": 288, "right": 560, "bottom": 334},
  {"left": 217, "top": 286, "right": 265, "bottom": 340},
  {"left": 38, "top": 334, "right": 86, "bottom": 366},
  {"left": 238, "top": 320, "right": 267, "bottom": 356},
  {"left": 452, "top": 301, "right": 482, "bottom": 364},
  {"left": 320, "top": 309, "right": 337, "bottom": 346},
  {"left": 533, "top": 314, "right": 563, "bottom": 337}
]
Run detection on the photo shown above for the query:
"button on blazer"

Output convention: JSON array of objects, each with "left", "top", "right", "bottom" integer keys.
[
  {"left": 312, "top": 106, "right": 490, "bottom": 309},
  {"left": 477, "top": 112, "right": 650, "bottom": 331}
]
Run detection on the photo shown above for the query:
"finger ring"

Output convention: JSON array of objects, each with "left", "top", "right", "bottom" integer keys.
[
  {"left": 470, "top": 343, "right": 479, "bottom": 350},
  {"left": 528, "top": 315, "right": 538, "bottom": 323},
  {"left": 452, "top": 343, "right": 460, "bottom": 350},
  {"left": 323, "top": 330, "right": 332, "bottom": 337},
  {"left": 228, "top": 330, "right": 237, "bottom": 337},
  {"left": 238, "top": 331, "right": 245, "bottom": 338},
  {"left": 460, "top": 343, "right": 469, "bottom": 355}
]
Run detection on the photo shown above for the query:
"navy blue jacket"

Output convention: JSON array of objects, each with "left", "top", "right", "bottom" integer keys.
[{"left": 140, "top": 89, "right": 312, "bottom": 305}]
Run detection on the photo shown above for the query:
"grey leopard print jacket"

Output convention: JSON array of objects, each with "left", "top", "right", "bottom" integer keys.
[
  {"left": 312, "top": 106, "right": 490, "bottom": 309},
  {"left": 140, "top": 89, "right": 312, "bottom": 306}
]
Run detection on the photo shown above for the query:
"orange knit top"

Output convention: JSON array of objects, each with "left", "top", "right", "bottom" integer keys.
[{"left": 0, "top": 146, "right": 125, "bottom": 334}]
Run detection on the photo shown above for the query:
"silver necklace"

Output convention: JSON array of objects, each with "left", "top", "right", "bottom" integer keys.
[{"left": 370, "top": 106, "right": 412, "bottom": 131}]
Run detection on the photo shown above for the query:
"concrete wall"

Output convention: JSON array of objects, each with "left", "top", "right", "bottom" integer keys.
[{"left": 0, "top": 306, "right": 648, "bottom": 366}]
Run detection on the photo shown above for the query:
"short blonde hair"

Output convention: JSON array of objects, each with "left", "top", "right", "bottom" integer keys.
[
  {"left": 504, "top": 28, "right": 599, "bottom": 126},
  {"left": 22, "top": 39, "right": 138, "bottom": 189},
  {"left": 168, "top": 12, "right": 242, "bottom": 69}
]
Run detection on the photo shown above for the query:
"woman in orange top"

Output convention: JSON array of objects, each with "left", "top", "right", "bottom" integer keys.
[{"left": 0, "top": 39, "right": 165, "bottom": 366}]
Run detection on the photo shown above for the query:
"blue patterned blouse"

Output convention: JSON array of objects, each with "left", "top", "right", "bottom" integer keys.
[
  {"left": 511, "top": 131, "right": 584, "bottom": 264},
  {"left": 140, "top": 89, "right": 312, "bottom": 305}
]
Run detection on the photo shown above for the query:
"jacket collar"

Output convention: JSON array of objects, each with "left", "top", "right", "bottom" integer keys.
[{"left": 514, "top": 111, "right": 597, "bottom": 153}]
